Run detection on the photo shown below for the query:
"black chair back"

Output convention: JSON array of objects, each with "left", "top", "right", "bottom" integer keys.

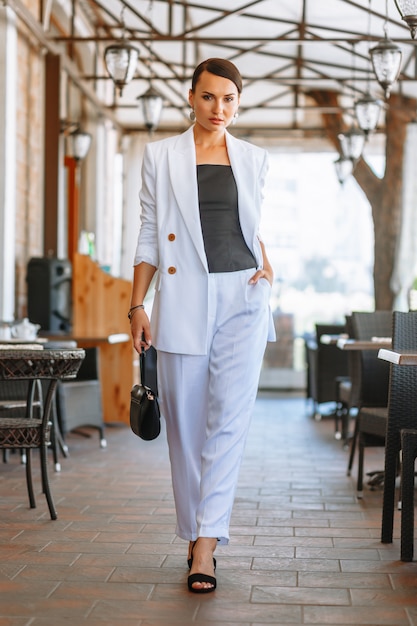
[{"left": 351, "top": 311, "right": 392, "bottom": 407}]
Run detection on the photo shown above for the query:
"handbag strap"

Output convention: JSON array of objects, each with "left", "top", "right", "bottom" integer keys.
[{"left": 139, "top": 347, "right": 147, "bottom": 387}]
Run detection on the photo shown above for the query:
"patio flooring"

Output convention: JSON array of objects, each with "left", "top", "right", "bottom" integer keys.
[{"left": 0, "top": 392, "right": 416, "bottom": 626}]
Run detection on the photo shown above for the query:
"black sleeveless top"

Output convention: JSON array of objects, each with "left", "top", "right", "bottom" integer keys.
[{"left": 197, "top": 165, "right": 256, "bottom": 273}]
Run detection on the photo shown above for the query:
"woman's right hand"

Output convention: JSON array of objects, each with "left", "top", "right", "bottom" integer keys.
[{"left": 130, "top": 309, "right": 152, "bottom": 353}]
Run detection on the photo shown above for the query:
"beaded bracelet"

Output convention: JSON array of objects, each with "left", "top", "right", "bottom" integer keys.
[{"left": 128, "top": 304, "right": 144, "bottom": 321}]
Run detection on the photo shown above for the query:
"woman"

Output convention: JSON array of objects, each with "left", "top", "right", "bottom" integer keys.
[{"left": 130, "top": 58, "right": 275, "bottom": 593}]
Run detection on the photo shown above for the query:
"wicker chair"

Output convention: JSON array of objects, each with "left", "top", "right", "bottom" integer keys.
[
  {"left": 381, "top": 311, "right": 417, "bottom": 559},
  {"left": 0, "top": 379, "right": 43, "bottom": 465},
  {"left": 400, "top": 428, "right": 417, "bottom": 561},
  {"left": 335, "top": 315, "right": 354, "bottom": 442},
  {"left": 346, "top": 310, "right": 392, "bottom": 497}
]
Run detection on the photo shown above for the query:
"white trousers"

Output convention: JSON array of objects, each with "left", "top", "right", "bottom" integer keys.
[{"left": 157, "top": 268, "right": 270, "bottom": 545}]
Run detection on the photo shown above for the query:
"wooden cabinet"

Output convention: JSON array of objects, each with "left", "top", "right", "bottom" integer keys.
[{"left": 71, "top": 253, "right": 134, "bottom": 425}]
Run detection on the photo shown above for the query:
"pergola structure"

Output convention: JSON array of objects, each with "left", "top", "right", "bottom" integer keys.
[{"left": 9, "top": 0, "right": 417, "bottom": 136}]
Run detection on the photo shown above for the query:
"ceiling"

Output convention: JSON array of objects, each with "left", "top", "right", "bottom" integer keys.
[{"left": 28, "top": 0, "right": 417, "bottom": 136}]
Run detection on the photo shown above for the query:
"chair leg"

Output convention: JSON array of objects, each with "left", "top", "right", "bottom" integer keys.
[
  {"left": 347, "top": 418, "right": 359, "bottom": 476},
  {"left": 25, "top": 448, "right": 36, "bottom": 509},
  {"left": 40, "top": 441, "right": 57, "bottom": 520},
  {"left": 357, "top": 436, "right": 364, "bottom": 498},
  {"left": 334, "top": 402, "right": 344, "bottom": 440},
  {"left": 400, "top": 431, "right": 417, "bottom": 562},
  {"left": 41, "top": 380, "right": 58, "bottom": 520},
  {"left": 381, "top": 444, "right": 400, "bottom": 544}
]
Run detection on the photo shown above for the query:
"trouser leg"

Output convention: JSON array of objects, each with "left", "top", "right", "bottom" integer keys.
[
  {"left": 157, "top": 350, "right": 210, "bottom": 541},
  {"left": 157, "top": 269, "right": 270, "bottom": 544}
]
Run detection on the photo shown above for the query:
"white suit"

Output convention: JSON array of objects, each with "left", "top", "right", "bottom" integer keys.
[
  {"left": 134, "top": 125, "right": 275, "bottom": 353},
  {"left": 134, "top": 126, "right": 275, "bottom": 544}
]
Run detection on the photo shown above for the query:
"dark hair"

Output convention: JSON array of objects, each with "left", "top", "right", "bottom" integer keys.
[{"left": 191, "top": 58, "right": 242, "bottom": 94}]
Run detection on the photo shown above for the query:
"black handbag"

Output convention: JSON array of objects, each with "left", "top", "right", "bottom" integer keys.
[{"left": 130, "top": 348, "right": 161, "bottom": 440}]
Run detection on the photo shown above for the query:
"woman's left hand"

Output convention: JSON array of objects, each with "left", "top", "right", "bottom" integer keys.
[{"left": 249, "top": 268, "right": 273, "bottom": 287}]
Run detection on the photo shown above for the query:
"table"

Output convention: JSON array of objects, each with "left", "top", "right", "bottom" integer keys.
[
  {"left": 337, "top": 337, "right": 392, "bottom": 487},
  {"left": 378, "top": 348, "right": 417, "bottom": 365},
  {"left": 337, "top": 338, "right": 392, "bottom": 350},
  {"left": 0, "top": 348, "right": 85, "bottom": 519},
  {"left": 320, "top": 333, "right": 349, "bottom": 345},
  {"left": 39, "top": 332, "right": 131, "bottom": 424}
]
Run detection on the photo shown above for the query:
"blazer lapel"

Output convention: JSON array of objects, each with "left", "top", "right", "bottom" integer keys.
[
  {"left": 167, "top": 127, "right": 208, "bottom": 271},
  {"left": 226, "top": 132, "right": 258, "bottom": 251}
]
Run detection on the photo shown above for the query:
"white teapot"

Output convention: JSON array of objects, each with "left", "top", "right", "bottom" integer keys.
[{"left": 11, "top": 318, "right": 40, "bottom": 341}]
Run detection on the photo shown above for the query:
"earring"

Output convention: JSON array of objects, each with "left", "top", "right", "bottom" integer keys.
[
  {"left": 189, "top": 109, "right": 196, "bottom": 122},
  {"left": 232, "top": 112, "right": 239, "bottom": 126}
]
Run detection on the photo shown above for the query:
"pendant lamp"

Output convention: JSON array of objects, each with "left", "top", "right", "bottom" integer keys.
[
  {"left": 69, "top": 128, "right": 92, "bottom": 161},
  {"left": 355, "top": 94, "right": 382, "bottom": 136},
  {"left": 137, "top": 84, "right": 163, "bottom": 132},
  {"left": 394, "top": 0, "right": 417, "bottom": 38},
  {"left": 354, "top": 0, "right": 382, "bottom": 135},
  {"left": 136, "top": 1, "right": 163, "bottom": 132},
  {"left": 370, "top": 0, "right": 402, "bottom": 98},
  {"left": 370, "top": 35, "right": 402, "bottom": 98},
  {"left": 334, "top": 155, "right": 354, "bottom": 185},
  {"left": 338, "top": 126, "right": 366, "bottom": 161},
  {"left": 104, "top": 7, "right": 139, "bottom": 96}
]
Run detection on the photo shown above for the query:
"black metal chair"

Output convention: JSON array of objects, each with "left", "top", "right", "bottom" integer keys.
[
  {"left": 334, "top": 315, "right": 355, "bottom": 443},
  {"left": 0, "top": 348, "right": 85, "bottom": 518},
  {"left": 0, "top": 379, "right": 43, "bottom": 465},
  {"left": 380, "top": 311, "right": 417, "bottom": 560},
  {"left": 346, "top": 310, "right": 392, "bottom": 497},
  {"left": 305, "top": 323, "right": 349, "bottom": 432},
  {"left": 399, "top": 427, "right": 417, "bottom": 561}
]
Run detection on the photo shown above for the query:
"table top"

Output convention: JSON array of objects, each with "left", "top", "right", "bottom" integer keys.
[
  {"left": 378, "top": 348, "right": 417, "bottom": 365},
  {"left": 337, "top": 338, "right": 392, "bottom": 350},
  {"left": 39, "top": 332, "right": 130, "bottom": 345},
  {"left": 0, "top": 348, "right": 85, "bottom": 380},
  {"left": 320, "top": 333, "right": 349, "bottom": 345}
]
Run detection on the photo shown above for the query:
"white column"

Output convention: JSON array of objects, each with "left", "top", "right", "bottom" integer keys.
[
  {"left": 0, "top": 7, "right": 17, "bottom": 321},
  {"left": 119, "top": 133, "right": 146, "bottom": 281},
  {"left": 391, "top": 122, "right": 417, "bottom": 309}
]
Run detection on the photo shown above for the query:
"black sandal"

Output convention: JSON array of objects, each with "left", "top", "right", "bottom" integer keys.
[
  {"left": 187, "top": 538, "right": 217, "bottom": 593},
  {"left": 187, "top": 572, "right": 217, "bottom": 593},
  {"left": 187, "top": 540, "right": 216, "bottom": 570}
]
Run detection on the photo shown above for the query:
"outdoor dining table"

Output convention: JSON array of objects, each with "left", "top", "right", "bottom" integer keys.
[
  {"left": 0, "top": 347, "right": 85, "bottom": 518},
  {"left": 378, "top": 348, "right": 417, "bottom": 365},
  {"left": 337, "top": 337, "right": 392, "bottom": 351}
]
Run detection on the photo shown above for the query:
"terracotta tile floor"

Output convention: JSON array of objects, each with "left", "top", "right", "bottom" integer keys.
[{"left": 0, "top": 392, "right": 416, "bottom": 626}]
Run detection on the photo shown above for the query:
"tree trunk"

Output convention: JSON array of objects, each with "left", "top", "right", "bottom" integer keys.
[{"left": 307, "top": 90, "right": 416, "bottom": 309}]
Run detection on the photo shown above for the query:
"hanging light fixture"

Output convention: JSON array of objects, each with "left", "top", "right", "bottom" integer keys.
[
  {"left": 370, "top": 0, "right": 402, "bottom": 98},
  {"left": 68, "top": 127, "right": 92, "bottom": 161},
  {"left": 137, "top": 85, "right": 163, "bottom": 132},
  {"left": 339, "top": 44, "right": 366, "bottom": 162},
  {"left": 334, "top": 155, "right": 354, "bottom": 185},
  {"left": 354, "top": 0, "right": 382, "bottom": 136},
  {"left": 394, "top": 0, "right": 417, "bottom": 38},
  {"left": 355, "top": 94, "right": 382, "bottom": 137},
  {"left": 136, "top": 0, "right": 163, "bottom": 132},
  {"left": 338, "top": 126, "right": 366, "bottom": 161},
  {"left": 104, "top": 7, "right": 139, "bottom": 96}
]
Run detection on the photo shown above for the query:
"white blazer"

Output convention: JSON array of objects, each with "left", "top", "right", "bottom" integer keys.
[{"left": 134, "top": 125, "right": 275, "bottom": 355}]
